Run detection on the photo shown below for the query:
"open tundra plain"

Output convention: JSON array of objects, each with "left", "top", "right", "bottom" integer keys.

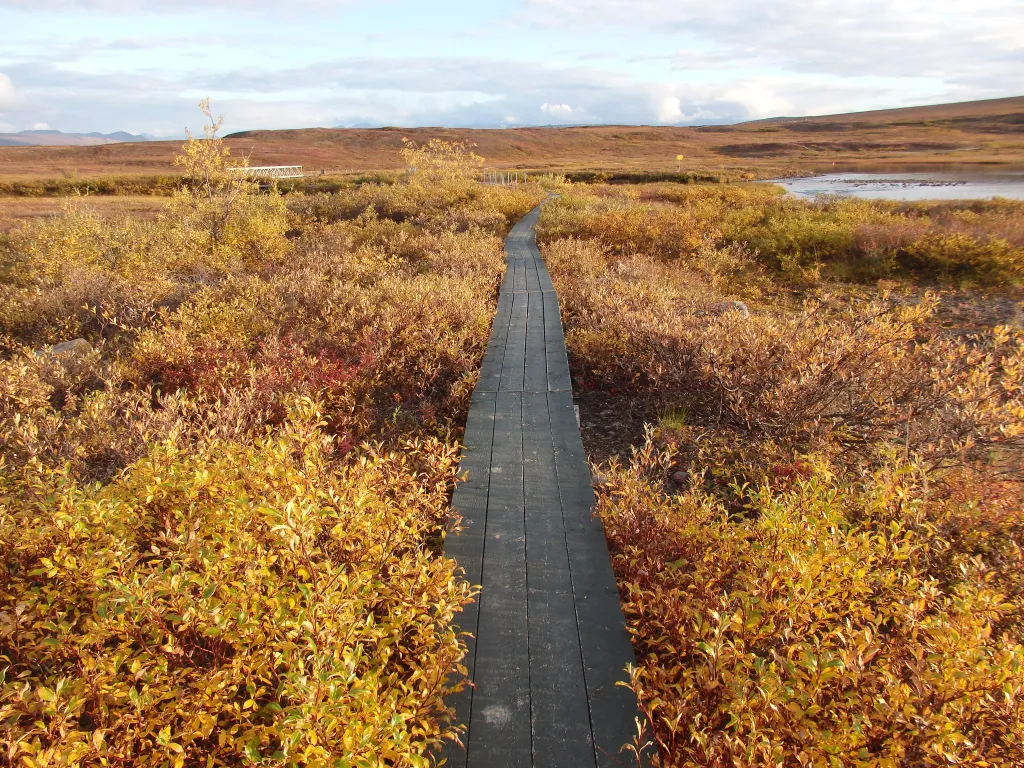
[
  {"left": 0, "top": 96, "right": 1021, "bottom": 181},
  {"left": 2, "top": 98, "right": 1024, "bottom": 767}
]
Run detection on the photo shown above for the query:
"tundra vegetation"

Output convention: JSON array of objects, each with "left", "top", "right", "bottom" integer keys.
[
  {"left": 537, "top": 183, "right": 1024, "bottom": 767},
  {"left": 0, "top": 104, "right": 544, "bottom": 766},
  {"left": 4, "top": 99, "right": 1024, "bottom": 768}
]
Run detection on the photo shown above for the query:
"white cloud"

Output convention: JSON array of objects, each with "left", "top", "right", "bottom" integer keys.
[
  {"left": 540, "top": 102, "right": 575, "bottom": 118},
  {"left": 525, "top": 0, "right": 1024, "bottom": 94},
  {"left": 0, "top": 0, "right": 364, "bottom": 9},
  {"left": 31, "top": 121, "right": 50, "bottom": 129},
  {"left": 718, "top": 83, "right": 792, "bottom": 120},
  {"left": 657, "top": 96, "right": 682, "bottom": 122},
  {"left": 2, "top": 0, "right": 1020, "bottom": 132},
  {"left": 0, "top": 73, "right": 17, "bottom": 110},
  {"left": 0, "top": 53, "right": 957, "bottom": 134}
]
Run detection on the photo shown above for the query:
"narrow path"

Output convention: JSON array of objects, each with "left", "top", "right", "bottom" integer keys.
[{"left": 443, "top": 204, "right": 642, "bottom": 768}]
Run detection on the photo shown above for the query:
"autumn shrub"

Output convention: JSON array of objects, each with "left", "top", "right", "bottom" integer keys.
[
  {"left": 602, "top": 446, "right": 1024, "bottom": 767},
  {"left": 126, "top": 219, "right": 509, "bottom": 442},
  {"left": 401, "top": 138, "right": 483, "bottom": 192},
  {"left": 538, "top": 183, "right": 1024, "bottom": 285},
  {"left": 539, "top": 185, "right": 1024, "bottom": 765},
  {"left": 0, "top": 108, "right": 544, "bottom": 765},
  {"left": 0, "top": 203, "right": 176, "bottom": 350},
  {"left": 287, "top": 175, "right": 540, "bottom": 237},
  {"left": 1, "top": 397, "right": 471, "bottom": 766},
  {"left": 0, "top": 103, "right": 292, "bottom": 353},
  {"left": 0, "top": 175, "right": 181, "bottom": 198}
]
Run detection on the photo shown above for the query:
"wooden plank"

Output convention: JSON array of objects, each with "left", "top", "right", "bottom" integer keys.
[
  {"left": 522, "top": 392, "right": 595, "bottom": 768},
  {"left": 469, "top": 391, "right": 531, "bottom": 768},
  {"left": 542, "top": 291, "right": 564, "bottom": 346},
  {"left": 525, "top": 258, "right": 542, "bottom": 292},
  {"left": 479, "top": 293, "right": 513, "bottom": 393},
  {"left": 491, "top": 288, "right": 514, "bottom": 343},
  {"left": 444, "top": 201, "right": 648, "bottom": 768},
  {"left": 546, "top": 343, "right": 572, "bottom": 393},
  {"left": 442, "top": 392, "right": 497, "bottom": 768},
  {"left": 539, "top": 276, "right": 570, "bottom": 394},
  {"left": 547, "top": 392, "right": 643, "bottom": 768},
  {"left": 462, "top": 389, "right": 499, "bottom": 456},
  {"left": 527, "top": 230, "right": 556, "bottom": 292},
  {"left": 524, "top": 291, "right": 548, "bottom": 393},
  {"left": 514, "top": 259, "right": 527, "bottom": 292},
  {"left": 500, "top": 257, "right": 515, "bottom": 294},
  {"left": 538, "top": 266, "right": 555, "bottom": 293},
  {"left": 499, "top": 292, "right": 528, "bottom": 393}
]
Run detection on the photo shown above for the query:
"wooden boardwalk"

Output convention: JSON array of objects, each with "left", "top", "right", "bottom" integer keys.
[{"left": 443, "top": 204, "right": 643, "bottom": 768}]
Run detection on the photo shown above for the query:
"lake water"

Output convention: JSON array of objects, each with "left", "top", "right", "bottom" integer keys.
[{"left": 771, "top": 171, "right": 1024, "bottom": 201}]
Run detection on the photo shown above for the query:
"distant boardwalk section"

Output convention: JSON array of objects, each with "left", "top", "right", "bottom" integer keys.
[
  {"left": 443, "top": 204, "right": 645, "bottom": 768},
  {"left": 229, "top": 165, "right": 304, "bottom": 179}
]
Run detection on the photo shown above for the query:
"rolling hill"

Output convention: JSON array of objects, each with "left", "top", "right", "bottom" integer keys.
[
  {"left": 1, "top": 97, "right": 1020, "bottom": 180},
  {"left": 0, "top": 130, "right": 152, "bottom": 148}
]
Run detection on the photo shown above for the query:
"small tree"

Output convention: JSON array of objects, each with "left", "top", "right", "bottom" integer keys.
[
  {"left": 171, "top": 98, "right": 255, "bottom": 248},
  {"left": 400, "top": 138, "right": 484, "bottom": 191},
  {"left": 168, "top": 100, "right": 288, "bottom": 272}
]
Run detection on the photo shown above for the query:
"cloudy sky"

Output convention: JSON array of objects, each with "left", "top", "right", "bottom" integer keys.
[{"left": 1, "top": 0, "right": 1022, "bottom": 135}]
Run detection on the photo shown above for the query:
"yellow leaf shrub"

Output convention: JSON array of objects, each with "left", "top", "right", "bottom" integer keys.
[
  {"left": 0, "top": 107, "right": 545, "bottom": 763},
  {"left": 1, "top": 398, "right": 473, "bottom": 766},
  {"left": 538, "top": 183, "right": 1024, "bottom": 286},
  {"left": 167, "top": 98, "right": 290, "bottom": 273},
  {"left": 539, "top": 184, "right": 1024, "bottom": 766},
  {"left": 601, "top": 447, "right": 1024, "bottom": 766},
  {"left": 400, "top": 138, "right": 484, "bottom": 196},
  {"left": 0, "top": 204, "right": 176, "bottom": 349}
]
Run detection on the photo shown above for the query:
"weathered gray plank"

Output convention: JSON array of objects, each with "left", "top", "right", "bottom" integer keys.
[
  {"left": 442, "top": 391, "right": 498, "bottom": 768},
  {"left": 545, "top": 343, "right": 572, "bottom": 393},
  {"left": 469, "top": 391, "right": 531, "bottom": 768},
  {"left": 524, "top": 291, "right": 548, "bottom": 393},
  {"left": 548, "top": 392, "right": 643, "bottom": 768},
  {"left": 542, "top": 291, "right": 564, "bottom": 346},
  {"left": 525, "top": 257, "right": 541, "bottom": 292},
  {"left": 480, "top": 294, "right": 513, "bottom": 392},
  {"left": 500, "top": 257, "right": 515, "bottom": 294},
  {"left": 499, "top": 292, "right": 528, "bottom": 392},
  {"left": 522, "top": 392, "right": 594, "bottom": 767},
  {"left": 514, "top": 258, "right": 527, "bottom": 292},
  {"left": 443, "top": 201, "right": 646, "bottom": 768}
]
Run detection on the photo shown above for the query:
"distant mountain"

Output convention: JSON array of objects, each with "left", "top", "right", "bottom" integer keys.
[
  {"left": 332, "top": 120, "right": 386, "bottom": 129},
  {"left": 0, "top": 130, "right": 153, "bottom": 147}
]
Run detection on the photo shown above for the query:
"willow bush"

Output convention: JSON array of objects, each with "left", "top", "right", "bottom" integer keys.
[
  {"left": 538, "top": 185, "right": 1024, "bottom": 767},
  {"left": 0, "top": 106, "right": 545, "bottom": 766},
  {"left": 539, "top": 182, "right": 1024, "bottom": 285},
  {"left": 2, "top": 399, "right": 470, "bottom": 766}
]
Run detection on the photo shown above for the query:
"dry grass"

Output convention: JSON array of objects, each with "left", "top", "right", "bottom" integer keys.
[
  {"left": 0, "top": 196, "right": 170, "bottom": 233},
  {"left": 1, "top": 96, "right": 1021, "bottom": 181}
]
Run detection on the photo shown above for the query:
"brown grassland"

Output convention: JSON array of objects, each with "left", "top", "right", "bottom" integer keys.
[
  {"left": 0, "top": 197, "right": 170, "bottom": 235},
  {"left": 536, "top": 182, "right": 1024, "bottom": 766},
  {"left": 0, "top": 96, "right": 1021, "bottom": 182}
]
